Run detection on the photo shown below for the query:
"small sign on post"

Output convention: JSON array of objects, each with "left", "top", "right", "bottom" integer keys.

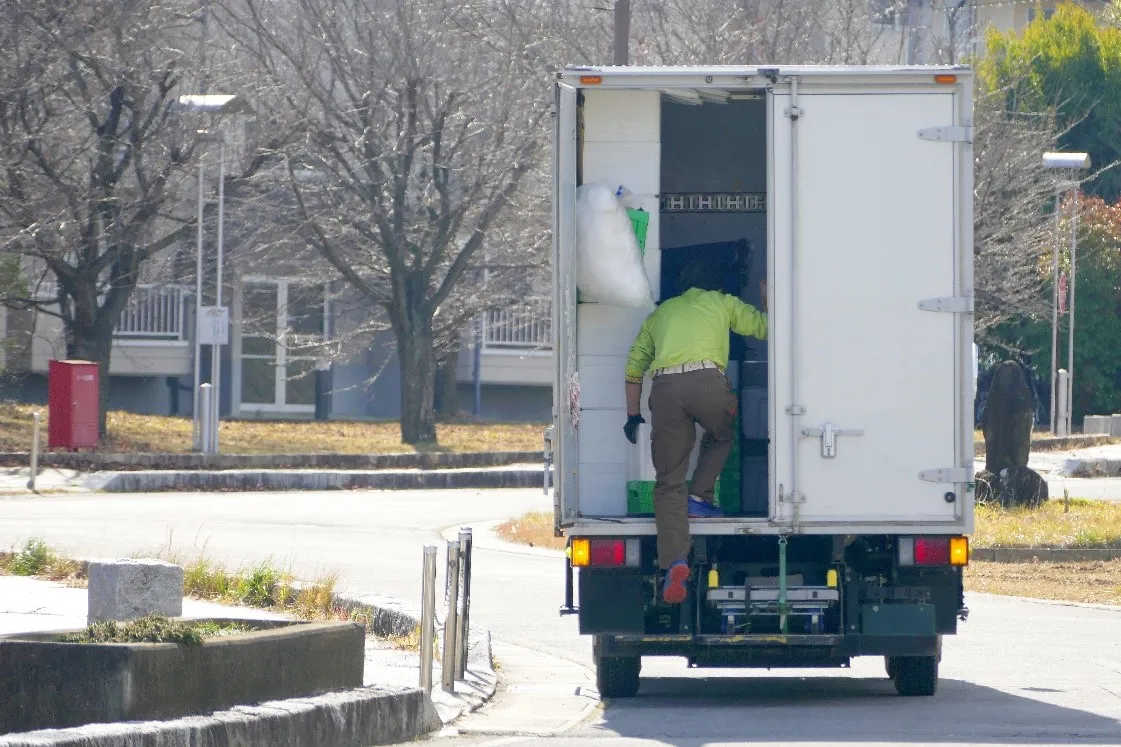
[{"left": 197, "top": 306, "right": 230, "bottom": 346}]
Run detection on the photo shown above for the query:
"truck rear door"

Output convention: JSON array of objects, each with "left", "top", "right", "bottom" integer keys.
[
  {"left": 769, "top": 73, "right": 974, "bottom": 529},
  {"left": 553, "top": 81, "right": 578, "bottom": 528}
]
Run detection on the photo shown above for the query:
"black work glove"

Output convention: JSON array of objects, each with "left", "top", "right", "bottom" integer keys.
[{"left": 623, "top": 414, "right": 645, "bottom": 445}]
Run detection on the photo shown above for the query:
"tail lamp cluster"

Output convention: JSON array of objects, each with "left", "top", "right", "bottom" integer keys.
[
  {"left": 898, "top": 536, "right": 969, "bottom": 567},
  {"left": 569, "top": 538, "right": 640, "bottom": 568}
]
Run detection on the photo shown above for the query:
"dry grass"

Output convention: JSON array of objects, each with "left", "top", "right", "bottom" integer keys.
[
  {"left": 974, "top": 500, "right": 1121, "bottom": 549},
  {"left": 0, "top": 401, "right": 542, "bottom": 454},
  {"left": 495, "top": 511, "right": 566, "bottom": 551},
  {"left": 966, "top": 560, "right": 1121, "bottom": 606}
]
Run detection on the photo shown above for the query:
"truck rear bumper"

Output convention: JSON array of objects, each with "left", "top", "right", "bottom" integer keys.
[{"left": 597, "top": 633, "right": 939, "bottom": 668}]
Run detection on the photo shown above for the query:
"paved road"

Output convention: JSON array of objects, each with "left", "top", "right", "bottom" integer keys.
[{"left": 0, "top": 489, "right": 1119, "bottom": 746}]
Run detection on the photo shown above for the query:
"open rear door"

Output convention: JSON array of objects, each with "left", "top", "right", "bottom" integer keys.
[
  {"left": 553, "top": 82, "right": 579, "bottom": 528},
  {"left": 770, "top": 75, "right": 973, "bottom": 530}
]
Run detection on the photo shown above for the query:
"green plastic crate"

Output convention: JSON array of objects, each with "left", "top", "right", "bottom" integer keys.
[
  {"left": 627, "top": 480, "right": 655, "bottom": 515},
  {"left": 626, "top": 477, "right": 723, "bottom": 516},
  {"left": 627, "top": 208, "right": 650, "bottom": 255}
]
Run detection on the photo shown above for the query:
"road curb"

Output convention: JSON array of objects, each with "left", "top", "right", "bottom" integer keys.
[
  {"left": 90, "top": 465, "right": 545, "bottom": 493},
  {"left": 0, "top": 685, "right": 437, "bottom": 747},
  {"left": 972, "top": 547, "right": 1121, "bottom": 562},
  {"left": 974, "top": 434, "right": 1117, "bottom": 457},
  {"left": 0, "top": 574, "right": 496, "bottom": 745},
  {"left": 0, "top": 451, "right": 545, "bottom": 472}
]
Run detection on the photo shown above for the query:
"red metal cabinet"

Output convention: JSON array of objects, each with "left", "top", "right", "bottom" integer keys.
[{"left": 48, "top": 360, "right": 100, "bottom": 449}]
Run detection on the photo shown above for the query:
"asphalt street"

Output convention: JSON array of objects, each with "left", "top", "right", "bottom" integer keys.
[{"left": 0, "top": 488, "right": 1119, "bottom": 746}]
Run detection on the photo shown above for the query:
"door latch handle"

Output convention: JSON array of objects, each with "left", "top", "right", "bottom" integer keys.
[{"left": 800, "top": 423, "right": 864, "bottom": 458}]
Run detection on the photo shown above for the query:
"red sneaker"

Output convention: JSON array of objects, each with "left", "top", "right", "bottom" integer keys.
[{"left": 662, "top": 560, "right": 690, "bottom": 605}]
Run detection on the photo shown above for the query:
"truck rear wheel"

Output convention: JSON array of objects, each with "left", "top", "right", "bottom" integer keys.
[
  {"left": 889, "top": 655, "right": 938, "bottom": 697},
  {"left": 596, "top": 654, "right": 641, "bottom": 698}
]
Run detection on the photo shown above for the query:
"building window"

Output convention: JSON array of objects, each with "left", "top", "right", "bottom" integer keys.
[{"left": 239, "top": 278, "right": 326, "bottom": 411}]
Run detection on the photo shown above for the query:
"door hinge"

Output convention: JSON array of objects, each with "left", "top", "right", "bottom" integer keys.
[
  {"left": 801, "top": 424, "right": 864, "bottom": 458},
  {"left": 918, "top": 296, "right": 974, "bottom": 314},
  {"left": 918, "top": 126, "right": 973, "bottom": 143},
  {"left": 919, "top": 468, "right": 972, "bottom": 483}
]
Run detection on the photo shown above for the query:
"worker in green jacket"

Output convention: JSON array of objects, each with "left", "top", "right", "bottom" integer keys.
[{"left": 623, "top": 265, "right": 768, "bottom": 604}]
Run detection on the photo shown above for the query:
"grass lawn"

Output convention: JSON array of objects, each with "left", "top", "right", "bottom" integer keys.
[
  {"left": 0, "top": 402, "right": 544, "bottom": 454},
  {"left": 495, "top": 511, "right": 566, "bottom": 551},
  {"left": 495, "top": 501, "right": 1121, "bottom": 605},
  {"left": 966, "top": 560, "right": 1121, "bottom": 606},
  {"left": 972, "top": 499, "right": 1121, "bottom": 549}
]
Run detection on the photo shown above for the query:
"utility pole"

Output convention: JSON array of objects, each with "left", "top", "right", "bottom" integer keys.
[{"left": 614, "top": 0, "right": 630, "bottom": 65}]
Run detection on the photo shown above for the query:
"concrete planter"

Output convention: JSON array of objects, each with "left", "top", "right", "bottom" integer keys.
[{"left": 0, "top": 619, "right": 364, "bottom": 735}]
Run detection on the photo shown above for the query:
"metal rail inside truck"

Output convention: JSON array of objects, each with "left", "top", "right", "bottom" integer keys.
[{"left": 546, "top": 65, "right": 975, "bottom": 699}]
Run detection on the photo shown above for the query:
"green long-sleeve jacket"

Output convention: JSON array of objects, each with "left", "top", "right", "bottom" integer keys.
[{"left": 625, "top": 288, "right": 768, "bottom": 383}]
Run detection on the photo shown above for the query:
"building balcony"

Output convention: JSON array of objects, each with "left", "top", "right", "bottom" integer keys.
[
  {"left": 457, "top": 300, "right": 554, "bottom": 386},
  {"left": 29, "top": 284, "right": 193, "bottom": 377}
]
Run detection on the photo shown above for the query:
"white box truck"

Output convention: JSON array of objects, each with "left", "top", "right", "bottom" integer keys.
[{"left": 547, "top": 65, "right": 975, "bottom": 698}]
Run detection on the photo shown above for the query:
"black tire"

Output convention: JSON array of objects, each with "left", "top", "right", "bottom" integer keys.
[
  {"left": 885, "top": 656, "right": 899, "bottom": 680},
  {"left": 890, "top": 655, "right": 939, "bottom": 697},
  {"left": 596, "top": 654, "right": 641, "bottom": 698}
]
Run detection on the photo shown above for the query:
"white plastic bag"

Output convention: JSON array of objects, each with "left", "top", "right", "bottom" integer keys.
[{"left": 575, "top": 181, "right": 654, "bottom": 308}]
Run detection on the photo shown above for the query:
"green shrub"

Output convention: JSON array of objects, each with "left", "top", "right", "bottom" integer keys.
[
  {"left": 9, "top": 539, "right": 56, "bottom": 576},
  {"left": 57, "top": 616, "right": 248, "bottom": 645}
]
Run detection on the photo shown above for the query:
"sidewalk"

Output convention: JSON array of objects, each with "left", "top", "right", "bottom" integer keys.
[{"left": 0, "top": 574, "right": 495, "bottom": 742}]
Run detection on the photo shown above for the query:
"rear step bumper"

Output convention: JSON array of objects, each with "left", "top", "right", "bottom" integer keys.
[{"left": 599, "top": 633, "right": 939, "bottom": 666}]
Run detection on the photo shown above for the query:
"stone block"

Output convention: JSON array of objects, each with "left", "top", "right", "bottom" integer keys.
[
  {"left": 87, "top": 559, "right": 184, "bottom": 625},
  {"left": 1084, "top": 415, "right": 1111, "bottom": 434},
  {"left": 1111, "top": 414, "right": 1121, "bottom": 437}
]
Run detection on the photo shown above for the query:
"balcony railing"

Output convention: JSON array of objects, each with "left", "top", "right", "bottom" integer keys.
[
  {"left": 115, "top": 285, "right": 189, "bottom": 339},
  {"left": 33, "top": 283, "right": 190, "bottom": 341},
  {"left": 481, "top": 301, "right": 552, "bottom": 354}
]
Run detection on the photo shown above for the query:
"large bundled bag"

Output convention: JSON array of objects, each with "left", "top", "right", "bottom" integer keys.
[{"left": 575, "top": 182, "right": 654, "bottom": 308}]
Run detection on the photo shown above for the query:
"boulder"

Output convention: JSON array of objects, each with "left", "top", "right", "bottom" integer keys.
[
  {"left": 974, "top": 469, "right": 999, "bottom": 504},
  {"left": 982, "top": 361, "right": 1034, "bottom": 474},
  {"left": 997, "top": 466, "right": 1049, "bottom": 509},
  {"left": 87, "top": 559, "right": 184, "bottom": 625}
]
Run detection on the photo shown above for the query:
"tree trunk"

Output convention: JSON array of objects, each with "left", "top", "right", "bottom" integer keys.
[
  {"left": 399, "top": 327, "right": 438, "bottom": 445},
  {"left": 434, "top": 350, "right": 460, "bottom": 420},
  {"left": 65, "top": 329, "right": 113, "bottom": 440}
]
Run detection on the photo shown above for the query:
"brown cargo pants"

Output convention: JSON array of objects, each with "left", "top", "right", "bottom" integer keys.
[{"left": 648, "top": 367, "right": 737, "bottom": 569}]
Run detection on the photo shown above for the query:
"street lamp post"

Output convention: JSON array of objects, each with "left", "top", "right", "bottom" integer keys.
[
  {"left": 1042, "top": 151, "right": 1090, "bottom": 435},
  {"left": 175, "top": 94, "right": 248, "bottom": 453}
]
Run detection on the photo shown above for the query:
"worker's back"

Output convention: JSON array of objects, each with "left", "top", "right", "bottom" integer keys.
[{"left": 645, "top": 289, "right": 733, "bottom": 357}]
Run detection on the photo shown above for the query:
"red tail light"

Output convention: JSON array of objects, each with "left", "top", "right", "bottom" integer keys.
[
  {"left": 590, "top": 539, "right": 626, "bottom": 566},
  {"left": 570, "top": 537, "right": 641, "bottom": 567},
  {"left": 913, "top": 537, "right": 950, "bottom": 565}
]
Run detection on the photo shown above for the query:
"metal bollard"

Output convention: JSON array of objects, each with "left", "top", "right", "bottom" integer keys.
[
  {"left": 442, "top": 541, "right": 460, "bottom": 693},
  {"left": 455, "top": 527, "right": 473, "bottom": 678},
  {"left": 419, "top": 545, "right": 437, "bottom": 691},
  {"left": 1056, "top": 370, "right": 1070, "bottom": 437},
  {"left": 27, "top": 412, "right": 41, "bottom": 491},
  {"left": 198, "top": 384, "right": 214, "bottom": 454}
]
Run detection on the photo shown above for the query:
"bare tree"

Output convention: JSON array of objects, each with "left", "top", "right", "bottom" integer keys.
[
  {"left": 0, "top": 0, "right": 218, "bottom": 435},
  {"left": 972, "top": 85, "right": 1061, "bottom": 337},
  {"left": 222, "top": 0, "right": 550, "bottom": 444}
]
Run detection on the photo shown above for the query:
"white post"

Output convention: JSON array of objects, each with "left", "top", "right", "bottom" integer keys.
[
  {"left": 1056, "top": 370, "right": 1070, "bottom": 437},
  {"left": 193, "top": 162, "right": 205, "bottom": 451},
  {"left": 27, "top": 411, "right": 40, "bottom": 491},
  {"left": 212, "top": 141, "right": 225, "bottom": 454},
  {"left": 1049, "top": 184, "right": 1061, "bottom": 435},
  {"left": 1067, "top": 189, "right": 1078, "bottom": 436},
  {"left": 198, "top": 384, "right": 214, "bottom": 455},
  {"left": 442, "top": 541, "right": 460, "bottom": 693},
  {"left": 419, "top": 545, "right": 437, "bottom": 692}
]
